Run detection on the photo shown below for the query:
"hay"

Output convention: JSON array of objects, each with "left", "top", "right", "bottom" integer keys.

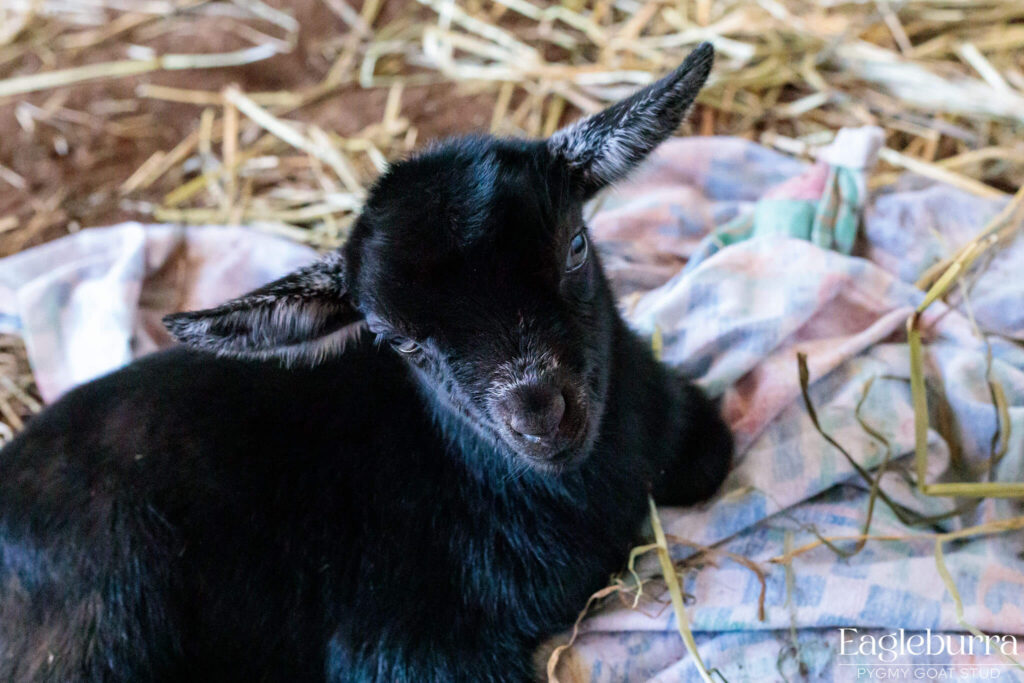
[
  {"left": 907, "top": 183, "right": 1024, "bottom": 498},
  {"left": 0, "top": 44, "right": 286, "bottom": 98},
  {"left": 3, "top": 0, "right": 1021, "bottom": 258},
  {"left": 0, "top": 335, "right": 41, "bottom": 447}
]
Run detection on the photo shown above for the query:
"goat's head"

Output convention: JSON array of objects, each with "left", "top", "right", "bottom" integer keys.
[{"left": 164, "top": 44, "right": 713, "bottom": 473}]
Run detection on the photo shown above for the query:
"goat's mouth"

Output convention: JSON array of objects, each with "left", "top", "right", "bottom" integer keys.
[{"left": 519, "top": 447, "right": 588, "bottom": 474}]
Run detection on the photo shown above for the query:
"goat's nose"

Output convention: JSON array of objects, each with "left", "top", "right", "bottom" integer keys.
[{"left": 504, "top": 384, "right": 566, "bottom": 439}]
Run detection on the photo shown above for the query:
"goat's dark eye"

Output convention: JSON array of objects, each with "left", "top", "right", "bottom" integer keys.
[
  {"left": 565, "top": 231, "right": 588, "bottom": 272},
  {"left": 391, "top": 338, "right": 420, "bottom": 354}
]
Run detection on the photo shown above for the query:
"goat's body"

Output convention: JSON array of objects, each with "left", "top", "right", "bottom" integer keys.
[
  {"left": 0, "top": 317, "right": 729, "bottom": 682},
  {"left": 1, "top": 45, "right": 733, "bottom": 681}
]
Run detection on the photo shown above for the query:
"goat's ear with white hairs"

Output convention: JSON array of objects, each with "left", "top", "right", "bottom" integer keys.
[
  {"left": 547, "top": 42, "right": 714, "bottom": 198},
  {"left": 162, "top": 251, "right": 363, "bottom": 365}
]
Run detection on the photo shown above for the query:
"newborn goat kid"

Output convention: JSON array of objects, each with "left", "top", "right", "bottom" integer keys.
[{"left": 0, "top": 44, "right": 731, "bottom": 682}]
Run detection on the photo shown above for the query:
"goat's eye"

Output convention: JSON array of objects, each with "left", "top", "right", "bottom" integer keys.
[
  {"left": 391, "top": 338, "right": 420, "bottom": 354},
  {"left": 565, "top": 230, "right": 588, "bottom": 272}
]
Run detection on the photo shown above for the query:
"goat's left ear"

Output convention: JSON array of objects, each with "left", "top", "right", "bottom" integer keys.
[
  {"left": 163, "top": 251, "right": 363, "bottom": 365},
  {"left": 547, "top": 42, "right": 713, "bottom": 198}
]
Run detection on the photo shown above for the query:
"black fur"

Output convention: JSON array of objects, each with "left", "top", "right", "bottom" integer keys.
[{"left": 0, "top": 45, "right": 731, "bottom": 682}]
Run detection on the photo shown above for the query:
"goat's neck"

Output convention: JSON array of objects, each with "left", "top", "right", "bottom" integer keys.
[{"left": 603, "top": 316, "right": 687, "bottom": 475}]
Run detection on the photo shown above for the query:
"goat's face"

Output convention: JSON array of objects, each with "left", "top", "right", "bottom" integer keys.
[
  {"left": 345, "top": 137, "right": 612, "bottom": 470},
  {"left": 164, "top": 44, "right": 714, "bottom": 474}
]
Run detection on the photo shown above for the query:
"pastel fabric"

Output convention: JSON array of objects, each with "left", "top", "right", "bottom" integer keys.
[
  {"left": 0, "top": 224, "right": 317, "bottom": 403},
  {"left": 576, "top": 135, "right": 1024, "bottom": 682},
  {"left": 1, "top": 132, "right": 1022, "bottom": 682}
]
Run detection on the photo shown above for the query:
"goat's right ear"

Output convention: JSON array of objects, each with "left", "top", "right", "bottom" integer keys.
[
  {"left": 547, "top": 42, "right": 713, "bottom": 198},
  {"left": 162, "top": 251, "right": 363, "bottom": 365}
]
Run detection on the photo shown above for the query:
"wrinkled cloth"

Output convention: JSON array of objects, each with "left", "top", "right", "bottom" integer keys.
[
  {"left": 1, "top": 134, "right": 1023, "bottom": 682},
  {"left": 0, "top": 224, "right": 316, "bottom": 402},
  {"left": 694, "top": 127, "right": 884, "bottom": 269},
  {"left": 574, "top": 137, "right": 1024, "bottom": 682}
]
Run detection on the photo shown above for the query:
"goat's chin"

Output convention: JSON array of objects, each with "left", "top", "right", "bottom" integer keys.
[
  {"left": 518, "top": 450, "right": 589, "bottom": 475},
  {"left": 501, "top": 414, "right": 598, "bottom": 475}
]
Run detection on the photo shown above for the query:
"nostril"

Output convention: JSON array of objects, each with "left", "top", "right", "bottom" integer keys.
[
  {"left": 545, "top": 392, "right": 566, "bottom": 431},
  {"left": 506, "top": 387, "right": 566, "bottom": 438}
]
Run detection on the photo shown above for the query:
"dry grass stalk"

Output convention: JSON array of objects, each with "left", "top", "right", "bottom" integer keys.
[
  {"left": 0, "top": 45, "right": 286, "bottom": 99},
  {"left": 0, "top": 335, "right": 41, "bottom": 447}
]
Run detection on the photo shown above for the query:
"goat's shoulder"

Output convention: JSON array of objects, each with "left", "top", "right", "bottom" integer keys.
[{"left": 0, "top": 338, "right": 429, "bottom": 524}]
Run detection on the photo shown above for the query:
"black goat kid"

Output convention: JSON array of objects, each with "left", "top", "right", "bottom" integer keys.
[{"left": 0, "top": 44, "right": 731, "bottom": 682}]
